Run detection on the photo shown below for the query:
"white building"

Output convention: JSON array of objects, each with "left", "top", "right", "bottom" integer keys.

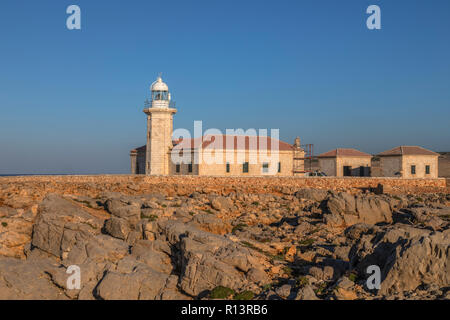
[{"left": 130, "top": 76, "right": 305, "bottom": 176}]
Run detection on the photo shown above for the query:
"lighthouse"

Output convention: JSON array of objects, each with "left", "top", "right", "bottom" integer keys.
[{"left": 143, "top": 75, "right": 177, "bottom": 175}]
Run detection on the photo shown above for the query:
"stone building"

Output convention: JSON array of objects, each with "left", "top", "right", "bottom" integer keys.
[
  {"left": 438, "top": 152, "right": 450, "bottom": 178},
  {"left": 376, "top": 146, "right": 439, "bottom": 178},
  {"left": 317, "top": 148, "right": 371, "bottom": 177},
  {"left": 130, "top": 76, "right": 305, "bottom": 176}
]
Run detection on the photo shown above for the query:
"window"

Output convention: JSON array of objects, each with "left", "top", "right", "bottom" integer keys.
[
  {"left": 243, "top": 162, "right": 249, "bottom": 173},
  {"left": 188, "top": 163, "right": 193, "bottom": 173},
  {"left": 176, "top": 164, "right": 180, "bottom": 173},
  {"left": 152, "top": 91, "right": 168, "bottom": 101},
  {"left": 226, "top": 162, "right": 230, "bottom": 173},
  {"left": 262, "top": 163, "right": 269, "bottom": 173},
  {"left": 425, "top": 165, "right": 430, "bottom": 175},
  {"left": 278, "top": 162, "right": 281, "bottom": 173},
  {"left": 411, "top": 165, "right": 416, "bottom": 175}
]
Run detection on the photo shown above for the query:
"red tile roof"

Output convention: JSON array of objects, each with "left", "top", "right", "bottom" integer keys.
[
  {"left": 318, "top": 148, "right": 371, "bottom": 158},
  {"left": 173, "top": 135, "right": 294, "bottom": 151},
  {"left": 377, "top": 146, "right": 439, "bottom": 156}
]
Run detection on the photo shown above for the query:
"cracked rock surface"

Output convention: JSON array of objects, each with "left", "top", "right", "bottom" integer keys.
[{"left": 0, "top": 180, "right": 449, "bottom": 300}]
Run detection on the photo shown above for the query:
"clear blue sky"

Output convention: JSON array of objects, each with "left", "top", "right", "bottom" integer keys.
[{"left": 0, "top": 0, "right": 449, "bottom": 174}]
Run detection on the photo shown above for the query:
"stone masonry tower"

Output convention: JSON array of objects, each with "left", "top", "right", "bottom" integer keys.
[{"left": 143, "top": 76, "right": 177, "bottom": 175}]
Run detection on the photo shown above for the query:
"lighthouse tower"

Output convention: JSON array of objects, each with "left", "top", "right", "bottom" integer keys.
[{"left": 143, "top": 76, "right": 177, "bottom": 175}]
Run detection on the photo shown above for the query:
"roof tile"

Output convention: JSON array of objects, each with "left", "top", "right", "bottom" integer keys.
[
  {"left": 377, "top": 146, "right": 439, "bottom": 156},
  {"left": 173, "top": 135, "right": 294, "bottom": 151},
  {"left": 318, "top": 148, "right": 371, "bottom": 158}
]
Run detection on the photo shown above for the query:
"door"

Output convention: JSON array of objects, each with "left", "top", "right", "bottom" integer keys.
[
  {"left": 360, "top": 166, "right": 365, "bottom": 177},
  {"left": 343, "top": 166, "right": 352, "bottom": 176}
]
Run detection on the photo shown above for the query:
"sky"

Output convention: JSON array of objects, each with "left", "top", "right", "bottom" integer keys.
[{"left": 0, "top": 0, "right": 449, "bottom": 174}]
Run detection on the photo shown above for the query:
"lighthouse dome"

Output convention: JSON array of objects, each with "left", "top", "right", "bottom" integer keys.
[{"left": 150, "top": 76, "right": 169, "bottom": 92}]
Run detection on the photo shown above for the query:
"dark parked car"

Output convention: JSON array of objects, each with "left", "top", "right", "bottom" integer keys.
[{"left": 304, "top": 171, "right": 327, "bottom": 177}]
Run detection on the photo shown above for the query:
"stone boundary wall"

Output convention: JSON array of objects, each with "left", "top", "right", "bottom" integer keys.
[{"left": 0, "top": 175, "right": 447, "bottom": 196}]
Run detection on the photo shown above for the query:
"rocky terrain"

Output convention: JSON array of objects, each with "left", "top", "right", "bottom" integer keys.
[{"left": 0, "top": 176, "right": 449, "bottom": 300}]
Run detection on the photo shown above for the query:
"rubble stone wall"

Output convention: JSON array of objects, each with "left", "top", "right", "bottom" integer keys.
[{"left": 1, "top": 175, "right": 446, "bottom": 196}]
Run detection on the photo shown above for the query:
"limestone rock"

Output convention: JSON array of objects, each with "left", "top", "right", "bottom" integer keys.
[
  {"left": 130, "top": 240, "right": 173, "bottom": 274},
  {"left": 0, "top": 217, "right": 32, "bottom": 258},
  {"left": 275, "top": 284, "right": 293, "bottom": 299},
  {"left": 105, "top": 198, "right": 141, "bottom": 224},
  {"left": 379, "top": 230, "right": 450, "bottom": 295},
  {"left": 334, "top": 287, "right": 357, "bottom": 300},
  {"left": 403, "top": 207, "right": 447, "bottom": 231},
  {"left": 294, "top": 221, "right": 313, "bottom": 234},
  {"left": 192, "top": 213, "right": 231, "bottom": 235},
  {"left": 0, "top": 257, "right": 64, "bottom": 299},
  {"left": 324, "top": 193, "right": 393, "bottom": 227},
  {"left": 95, "top": 265, "right": 169, "bottom": 300},
  {"left": 335, "top": 276, "right": 354, "bottom": 290},
  {"left": 84, "top": 234, "right": 129, "bottom": 264},
  {"left": 295, "top": 285, "right": 319, "bottom": 300},
  {"left": 210, "top": 196, "right": 235, "bottom": 212},
  {"left": 295, "top": 188, "right": 328, "bottom": 202},
  {"left": 246, "top": 267, "right": 270, "bottom": 285},
  {"left": 0, "top": 206, "right": 17, "bottom": 218},
  {"left": 104, "top": 216, "right": 131, "bottom": 240},
  {"left": 31, "top": 194, "right": 103, "bottom": 258},
  {"left": 156, "top": 220, "right": 267, "bottom": 297},
  {"left": 348, "top": 224, "right": 449, "bottom": 296}
]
